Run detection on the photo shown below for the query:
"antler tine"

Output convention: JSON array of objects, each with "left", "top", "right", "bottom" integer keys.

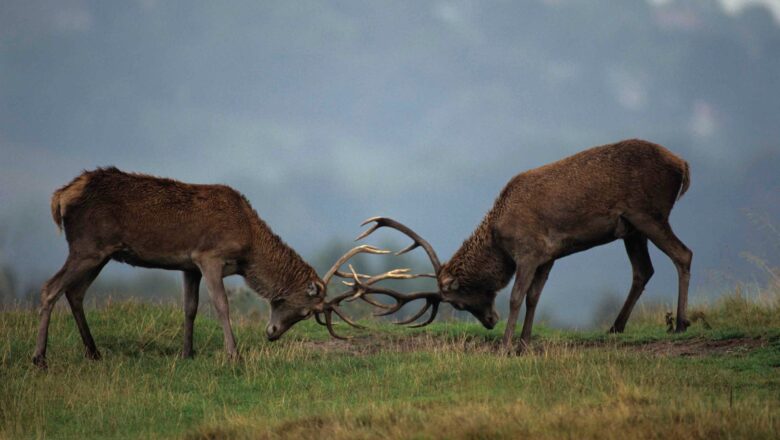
[
  {"left": 330, "top": 307, "right": 365, "bottom": 329},
  {"left": 356, "top": 217, "right": 442, "bottom": 275},
  {"left": 394, "top": 301, "right": 433, "bottom": 325},
  {"left": 316, "top": 300, "right": 366, "bottom": 340},
  {"left": 408, "top": 302, "right": 440, "bottom": 328},
  {"left": 322, "top": 309, "right": 348, "bottom": 340},
  {"left": 354, "top": 220, "right": 381, "bottom": 242},
  {"left": 395, "top": 241, "right": 420, "bottom": 256},
  {"left": 352, "top": 294, "right": 393, "bottom": 310},
  {"left": 321, "top": 244, "right": 390, "bottom": 286},
  {"left": 333, "top": 270, "right": 371, "bottom": 280},
  {"left": 340, "top": 268, "right": 435, "bottom": 290}
]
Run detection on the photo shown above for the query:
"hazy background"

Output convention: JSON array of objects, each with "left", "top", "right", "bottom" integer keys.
[{"left": 1, "top": 0, "right": 779, "bottom": 327}]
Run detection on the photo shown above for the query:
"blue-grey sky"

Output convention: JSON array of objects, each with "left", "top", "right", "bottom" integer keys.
[{"left": 1, "top": 0, "right": 779, "bottom": 326}]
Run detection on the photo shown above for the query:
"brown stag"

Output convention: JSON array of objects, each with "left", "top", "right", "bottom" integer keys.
[
  {"left": 354, "top": 139, "right": 692, "bottom": 351},
  {"left": 33, "top": 167, "right": 398, "bottom": 368}
]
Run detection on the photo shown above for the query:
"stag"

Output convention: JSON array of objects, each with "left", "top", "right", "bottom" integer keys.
[
  {"left": 33, "top": 167, "right": 396, "bottom": 368},
  {"left": 354, "top": 139, "right": 692, "bottom": 350}
]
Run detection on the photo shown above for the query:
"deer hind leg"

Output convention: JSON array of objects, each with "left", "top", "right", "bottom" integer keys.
[
  {"left": 181, "top": 271, "right": 202, "bottom": 359},
  {"left": 33, "top": 253, "right": 106, "bottom": 368},
  {"left": 196, "top": 259, "right": 238, "bottom": 359},
  {"left": 609, "top": 233, "right": 654, "bottom": 333},
  {"left": 624, "top": 214, "right": 692, "bottom": 332},
  {"left": 33, "top": 263, "right": 69, "bottom": 368},
  {"left": 65, "top": 259, "right": 108, "bottom": 360},
  {"left": 519, "top": 261, "right": 554, "bottom": 348}
]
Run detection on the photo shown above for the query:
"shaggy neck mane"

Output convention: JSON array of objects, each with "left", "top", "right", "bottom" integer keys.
[
  {"left": 444, "top": 208, "right": 516, "bottom": 293},
  {"left": 242, "top": 207, "right": 318, "bottom": 299}
]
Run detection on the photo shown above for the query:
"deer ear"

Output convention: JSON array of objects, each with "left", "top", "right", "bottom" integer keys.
[
  {"left": 441, "top": 276, "right": 459, "bottom": 291},
  {"left": 306, "top": 281, "right": 319, "bottom": 297}
]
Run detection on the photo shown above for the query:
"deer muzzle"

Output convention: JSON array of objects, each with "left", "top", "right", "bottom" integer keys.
[{"left": 266, "top": 323, "right": 282, "bottom": 341}]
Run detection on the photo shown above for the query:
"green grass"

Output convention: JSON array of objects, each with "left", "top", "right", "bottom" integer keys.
[{"left": 1, "top": 294, "right": 779, "bottom": 439}]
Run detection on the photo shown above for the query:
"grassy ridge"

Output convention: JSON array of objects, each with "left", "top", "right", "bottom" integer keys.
[{"left": 1, "top": 295, "right": 779, "bottom": 439}]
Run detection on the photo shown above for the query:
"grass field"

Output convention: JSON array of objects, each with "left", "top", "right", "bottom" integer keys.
[{"left": 1, "top": 291, "right": 779, "bottom": 439}]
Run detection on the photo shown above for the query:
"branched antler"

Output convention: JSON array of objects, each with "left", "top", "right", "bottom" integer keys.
[
  {"left": 321, "top": 244, "right": 389, "bottom": 286},
  {"left": 315, "top": 266, "right": 436, "bottom": 338},
  {"left": 314, "top": 244, "right": 388, "bottom": 339},
  {"left": 345, "top": 265, "right": 442, "bottom": 328},
  {"left": 316, "top": 244, "right": 434, "bottom": 339},
  {"left": 356, "top": 217, "right": 442, "bottom": 275},
  {"left": 317, "top": 217, "right": 445, "bottom": 336},
  {"left": 353, "top": 217, "right": 445, "bottom": 327}
]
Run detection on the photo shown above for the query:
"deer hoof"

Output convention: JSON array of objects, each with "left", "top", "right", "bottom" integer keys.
[
  {"left": 32, "top": 355, "right": 48, "bottom": 370},
  {"left": 608, "top": 325, "right": 624, "bottom": 334},
  {"left": 497, "top": 342, "right": 524, "bottom": 356},
  {"left": 674, "top": 319, "right": 691, "bottom": 333},
  {"left": 85, "top": 350, "right": 102, "bottom": 361}
]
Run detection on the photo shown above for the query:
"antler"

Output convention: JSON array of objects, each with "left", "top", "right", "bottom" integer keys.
[
  {"left": 316, "top": 244, "right": 413, "bottom": 339},
  {"left": 315, "top": 218, "right": 446, "bottom": 337},
  {"left": 315, "top": 267, "right": 435, "bottom": 339},
  {"left": 315, "top": 305, "right": 365, "bottom": 340},
  {"left": 321, "top": 244, "right": 390, "bottom": 286},
  {"left": 354, "top": 217, "right": 444, "bottom": 327},
  {"left": 345, "top": 265, "right": 442, "bottom": 328},
  {"left": 356, "top": 217, "right": 442, "bottom": 275}
]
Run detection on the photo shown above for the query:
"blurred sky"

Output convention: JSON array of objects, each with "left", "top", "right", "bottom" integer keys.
[{"left": 1, "top": 0, "right": 779, "bottom": 326}]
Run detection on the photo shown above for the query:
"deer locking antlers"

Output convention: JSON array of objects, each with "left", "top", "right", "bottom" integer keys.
[
  {"left": 348, "top": 216, "right": 447, "bottom": 328},
  {"left": 315, "top": 243, "right": 438, "bottom": 338}
]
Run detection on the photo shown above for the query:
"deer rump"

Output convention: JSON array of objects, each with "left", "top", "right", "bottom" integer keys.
[
  {"left": 50, "top": 168, "right": 254, "bottom": 272},
  {"left": 490, "top": 139, "right": 690, "bottom": 260}
]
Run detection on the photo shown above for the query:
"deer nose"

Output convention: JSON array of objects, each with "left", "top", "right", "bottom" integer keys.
[
  {"left": 266, "top": 324, "right": 280, "bottom": 341},
  {"left": 485, "top": 313, "right": 499, "bottom": 329}
]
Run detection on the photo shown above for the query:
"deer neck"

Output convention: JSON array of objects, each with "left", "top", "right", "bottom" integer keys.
[
  {"left": 445, "top": 218, "right": 516, "bottom": 293},
  {"left": 243, "top": 222, "right": 318, "bottom": 300}
]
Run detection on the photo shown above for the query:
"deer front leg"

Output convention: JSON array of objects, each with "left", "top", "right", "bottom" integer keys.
[
  {"left": 181, "top": 271, "right": 202, "bottom": 358},
  {"left": 502, "top": 262, "right": 539, "bottom": 353},
  {"left": 519, "top": 262, "right": 554, "bottom": 347},
  {"left": 196, "top": 259, "right": 238, "bottom": 360}
]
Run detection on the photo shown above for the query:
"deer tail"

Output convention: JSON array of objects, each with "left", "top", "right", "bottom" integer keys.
[
  {"left": 50, "top": 189, "right": 64, "bottom": 234},
  {"left": 50, "top": 173, "right": 90, "bottom": 234},
  {"left": 676, "top": 160, "right": 690, "bottom": 201}
]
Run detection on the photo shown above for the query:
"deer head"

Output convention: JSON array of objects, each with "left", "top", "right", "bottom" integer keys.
[{"left": 265, "top": 244, "right": 410, "bottom": 341}]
